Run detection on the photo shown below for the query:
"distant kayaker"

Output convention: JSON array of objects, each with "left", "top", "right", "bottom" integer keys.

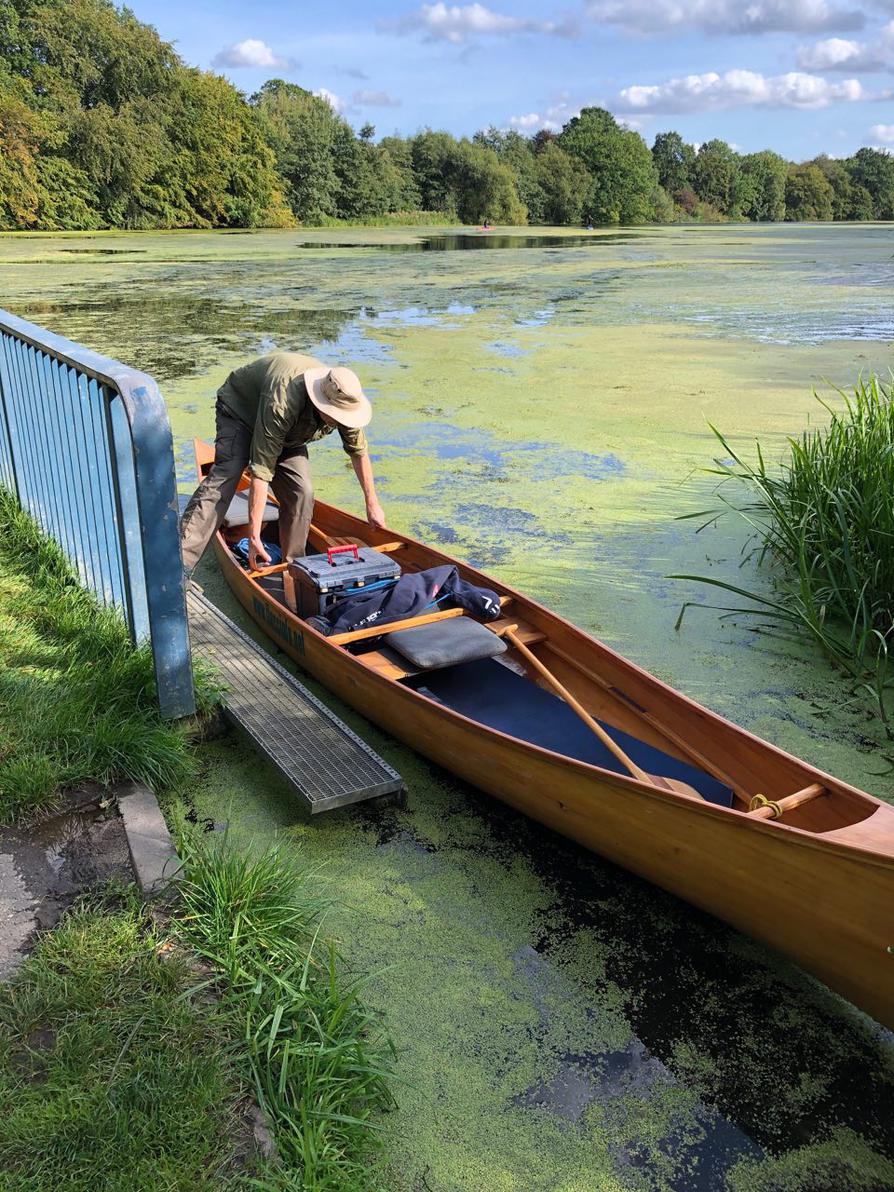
[{"left": 180, "top": 352, "right": 384, "bottom": 574}]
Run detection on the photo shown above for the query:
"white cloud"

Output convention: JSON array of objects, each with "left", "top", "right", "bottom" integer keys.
[
  {"left": 798, "top": 21, "right": 894, "bottom": 70},
  {"left": 586, "top": 0, "right": 864, "bottom": 36},
  {"left": 508, "top": 112, "right": 548, "bottom": 129},
  {"left": 212, "top": 38, "right": 296, "bottom": 70},
  {"left": 508, "top": 100, "right": 579, "bottom": 131},
  {"left": 382, "top": 3, "right": 579, "bottom": 44},
  {"left": 508, "top": 103, "right": 651, "bottom": 133},
  {"left": 615, "top": 69, "right": 874, "bottom": 112},
  {"left": 352, "top": 89, "right": 402, "bottom": 107},
  {"left": 314, "top": 87, "right": 346, "bottom": 113},
  {"left": 870, "top": 122, "right": 894, "bottom": 140},
  {"left": 798, "top": 37, "right": 865, "bottom": 67}
]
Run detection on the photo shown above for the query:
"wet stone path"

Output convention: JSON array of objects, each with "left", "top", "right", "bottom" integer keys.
[{"left": 0, "top": 788, "right": 133, "bottom": 978}]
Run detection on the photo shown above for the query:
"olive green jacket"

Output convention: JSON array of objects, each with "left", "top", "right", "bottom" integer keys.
[{"left": 217, "top": 352, "right": 368, "bottom": 482}]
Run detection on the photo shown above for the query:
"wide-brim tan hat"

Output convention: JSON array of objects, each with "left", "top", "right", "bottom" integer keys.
[{"left": 304, "top": 365, "right": 372, "bottom": 429}]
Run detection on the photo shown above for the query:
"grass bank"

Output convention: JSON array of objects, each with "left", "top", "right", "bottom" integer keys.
[
  {"left": 0, "top": 487, "right": 215, "bottom": 821},
  {"left": 0, "top": 489, "right": 396, "bottom": 1188},
  {"left": 674, "top": 377, "right": 894, "bottom": 727},
  {"left": 0, "top": 845, "right": 397, "bottom": 1191},
  {"left": 0, "top": 886, "right": 248, "bottom": 1191}
]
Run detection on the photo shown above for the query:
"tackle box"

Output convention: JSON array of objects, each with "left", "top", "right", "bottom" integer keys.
[{"left": 288, "top": 545, "right": 401, "bottom": 618}]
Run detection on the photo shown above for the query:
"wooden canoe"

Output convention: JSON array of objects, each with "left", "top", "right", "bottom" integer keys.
[{"left": 194, "top": 439, "right": 894, "bottom": 1029}]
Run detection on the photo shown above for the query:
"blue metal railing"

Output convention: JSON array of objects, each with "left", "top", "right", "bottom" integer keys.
[{"left": 0, "top": 308, "right": 195, "bottom": 719}]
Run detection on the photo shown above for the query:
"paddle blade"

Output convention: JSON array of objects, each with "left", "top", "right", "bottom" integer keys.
[{"left": 649, "top": 774, "right": 706, "bottom": 800}]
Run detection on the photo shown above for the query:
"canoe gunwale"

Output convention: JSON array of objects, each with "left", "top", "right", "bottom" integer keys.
[
  {"left": 196, "top": 438, "right": 894, "bottom": 1029},
  {"left": 212, "top": 533, "right": 894, "bottom": 871}
]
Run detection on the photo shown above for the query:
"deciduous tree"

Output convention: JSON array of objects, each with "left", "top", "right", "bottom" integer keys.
[{"left": 558, "top": 107, "right": 657, "bottom": 223}]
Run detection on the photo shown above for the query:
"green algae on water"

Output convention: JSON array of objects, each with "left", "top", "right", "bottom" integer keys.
[{"left": 1, "top": 224, "right": 893, "bottom": 1191}]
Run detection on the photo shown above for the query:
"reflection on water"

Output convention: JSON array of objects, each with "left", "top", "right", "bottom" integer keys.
[
  {"left": 296, "top": 232, "right": 641, "bottom": 251},
  {"left": 59, "top": 247, "right": 147, "bottom": 255}
]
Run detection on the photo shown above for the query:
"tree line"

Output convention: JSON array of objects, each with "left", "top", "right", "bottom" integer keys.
[{"left": 1, "top": 0, "right": 892, "bottom": 231}]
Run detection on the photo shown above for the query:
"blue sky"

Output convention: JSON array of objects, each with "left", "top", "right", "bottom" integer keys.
[{"left": 133, "top": 0, "right": 894, "bottom": 157}]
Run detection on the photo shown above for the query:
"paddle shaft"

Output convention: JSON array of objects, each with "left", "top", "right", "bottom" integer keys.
[
  {"left": 502, "top": 628, "right": 656, "bottom": 788},
  {"left": 545, "top": 642, "right": 747, "bottom": 800}
]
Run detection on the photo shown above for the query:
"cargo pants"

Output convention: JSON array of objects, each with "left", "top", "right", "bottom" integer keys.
[{"left": 180, "top": 400, "right": 313, "bottom": 572}]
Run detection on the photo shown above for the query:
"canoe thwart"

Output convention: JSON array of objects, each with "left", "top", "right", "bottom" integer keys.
[
  {"left": 488, "top": 616, "right": 546, "bottom": 645},
  {"left": 328, "top": 605, "right": 467, "bottom": 646},
  {"left": 747, "top": 783, "right": 826, "bottom": 821}
]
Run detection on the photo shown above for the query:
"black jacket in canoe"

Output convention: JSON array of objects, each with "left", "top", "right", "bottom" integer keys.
[{"left": 310, "top": 564, "right": 502, "bottom": 636}]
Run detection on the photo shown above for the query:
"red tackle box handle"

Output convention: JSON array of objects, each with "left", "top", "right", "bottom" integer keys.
[{"left": 326, "top": 543, "right": 360, "bottom": 565}]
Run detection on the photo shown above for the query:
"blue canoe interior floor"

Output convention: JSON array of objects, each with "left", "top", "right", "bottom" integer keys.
[
  {"left": 255, "top": 570, "right": 734, "bottom": 806},
  {"left": 407, "top": 659, "right": 734, "bottom": 806}
]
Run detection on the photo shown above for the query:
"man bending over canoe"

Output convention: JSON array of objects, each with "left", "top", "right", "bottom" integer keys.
[{"left": 180, "top": 352, "right": 385, "bottom": 573}]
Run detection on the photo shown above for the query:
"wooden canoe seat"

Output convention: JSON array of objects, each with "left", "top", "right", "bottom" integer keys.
[
  {"left": 487, "top": 615, "right": 545, "bottom": 646},
  {"left": 747, "top": 783, "right": 826, "bottom": 821},
  {"left": 356, "top": 648, "right": 420, "bottom": 681}
]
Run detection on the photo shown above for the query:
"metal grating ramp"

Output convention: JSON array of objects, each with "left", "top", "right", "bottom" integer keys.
[{"left": 187, "top": 587, "right": 404, "bottom": 813}]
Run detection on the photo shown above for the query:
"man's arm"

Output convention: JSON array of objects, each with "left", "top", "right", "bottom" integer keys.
[
  {"left": 247, "top": 379, "right": 291, "bottom": 571},
  {"left": 351, "top": 453, "right": 386, "bottom": 530},
  {"left": 248, "top": 477, "right": 272, "bottom": 570}
]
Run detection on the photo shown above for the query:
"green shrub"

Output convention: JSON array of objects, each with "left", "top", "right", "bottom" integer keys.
[{"left": 0, "top": 487, "right": 218, "bottom": 819}]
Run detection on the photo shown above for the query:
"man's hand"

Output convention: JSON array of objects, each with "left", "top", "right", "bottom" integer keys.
[
  {"left": 248, "top": 476, "right": 272, "bottom": 571},
  {"left": 366, "top": 499, "right": 386, "bottom": 531},
  {"left": 352, "top": 454, "right": 385, "bottom": 531},
  {"left": 249, "top": 535, "right": 271, "bottom": 571}
]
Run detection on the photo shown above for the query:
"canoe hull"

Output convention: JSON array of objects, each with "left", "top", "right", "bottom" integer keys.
[{"left": 215, "top": 535, "right": 894, "bottom": 1028}]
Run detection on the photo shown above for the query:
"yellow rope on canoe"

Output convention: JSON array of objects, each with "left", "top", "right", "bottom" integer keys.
[{"left": 749, "top": 793, "right": 783, "bottom": 819}]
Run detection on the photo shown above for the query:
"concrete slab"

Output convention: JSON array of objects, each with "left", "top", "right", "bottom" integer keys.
[{"left": 117, "top": 781, "right": 181, "bottom": 895}]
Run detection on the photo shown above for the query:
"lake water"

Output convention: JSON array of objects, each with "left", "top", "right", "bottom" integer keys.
[{"left": 2, "top": 224, "right": 893, "bottom": 1190}]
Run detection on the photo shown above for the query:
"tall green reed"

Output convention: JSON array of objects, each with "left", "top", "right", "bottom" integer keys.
[
  {"left": 672, "top": 376, "right": 894, "bottom": 728},
  {"left": 176, "top": 835, "right": 396, "bottom": 1191}
]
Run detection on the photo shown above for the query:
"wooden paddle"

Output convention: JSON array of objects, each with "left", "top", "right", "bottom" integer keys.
[{"left": 499, "top": 626, "right": 703, "bottom": 798}]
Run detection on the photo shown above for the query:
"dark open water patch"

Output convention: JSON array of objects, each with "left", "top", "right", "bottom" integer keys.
[
  {"left": 20, "top": 295, "right": 357, "bottom": 382},
  {"left": 296, "top": 232, "right": 642, "bottom": 252},
  {"left": 59, "top": 248, "right": 147, "bottom": 255},
  {"left": 360, "top": 780, "right": 894, "bottom": 1191},
  {"left": 410, "top": 503, "right": 574, "bottom": 568}
]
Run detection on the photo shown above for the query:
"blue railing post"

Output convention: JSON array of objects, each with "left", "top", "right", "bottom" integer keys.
[
  {"left": 0, "top": 341, "right": 19, "bottom": 502},
  {"left": 0, "top": 308, "right": 195, "bottom": 719}
]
